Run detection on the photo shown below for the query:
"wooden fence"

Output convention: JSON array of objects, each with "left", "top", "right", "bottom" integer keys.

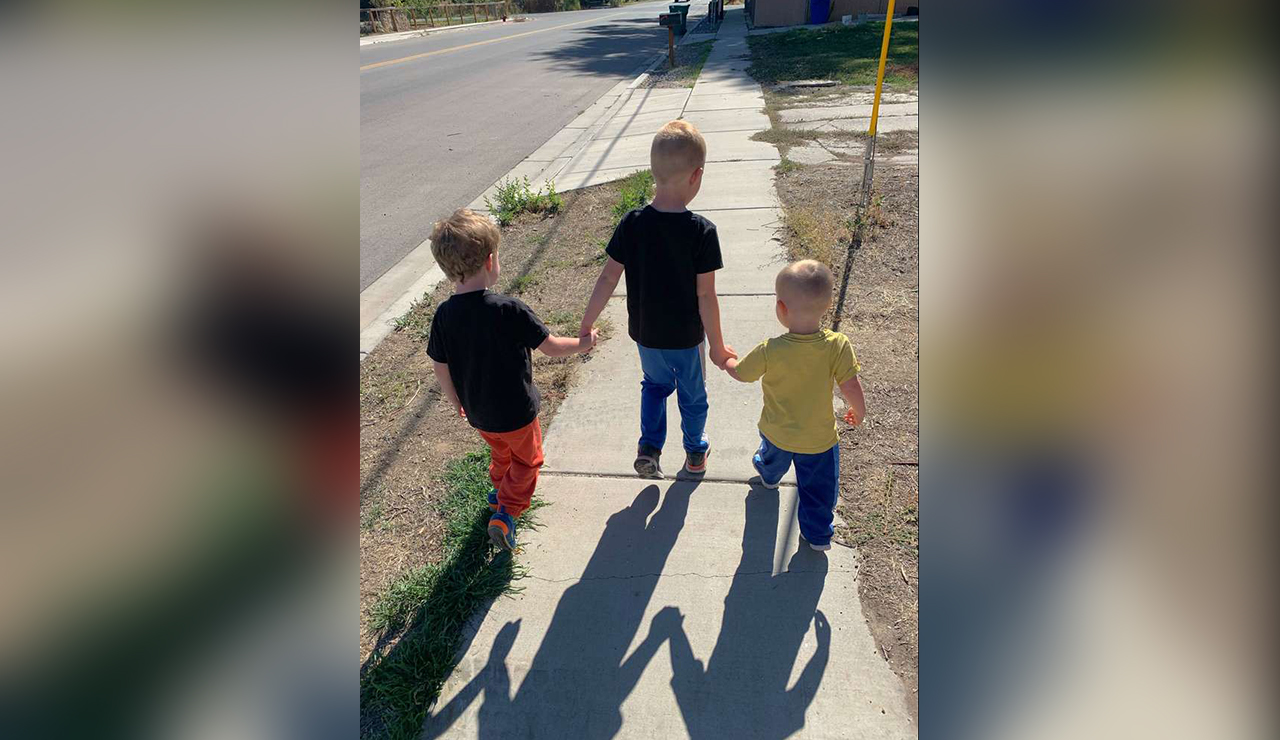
[{"left": 361, "top": 3, "right": 513, "bottom": 36}]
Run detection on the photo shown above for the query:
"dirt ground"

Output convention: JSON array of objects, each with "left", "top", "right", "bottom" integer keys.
[
  {"left": 643, "top": 40, "right": 713, "bottom": 89},
  {"left": 775, "top": 146, "right": 920, "bottom": 715},
  {"left": 359, "top": 181, "right": 626, "bottom": 662}
]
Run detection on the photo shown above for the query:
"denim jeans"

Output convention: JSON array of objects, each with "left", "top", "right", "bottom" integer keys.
[
  {"left": 636, "top": 343, "right": 710, "bottom": 454},
  {"left": 752, "top": 434, "right": 840, "bottom": 546}
]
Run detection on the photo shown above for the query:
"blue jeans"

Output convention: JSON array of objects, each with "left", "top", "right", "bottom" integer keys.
[
  {"left": 637, "top": 343, "right": 710, "bottom": 455},
  {"left": 752, "top": 434, "right": 840, "bottom": 546}
]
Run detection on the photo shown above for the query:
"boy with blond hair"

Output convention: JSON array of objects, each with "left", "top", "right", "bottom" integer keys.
[
  {"left": 580, "top": 120, "right": 735, "bottom": 478},
  {"left": 426, "top": 208, "right": 597, "bottom": 551},
  {"left": 723, "top": 260, "right": 866, "bottom": 551}
]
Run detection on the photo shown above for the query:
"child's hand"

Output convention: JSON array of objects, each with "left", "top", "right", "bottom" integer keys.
[
  {"left": 722, "top": 357, "right": 738, "bottom": 373},
  {"left": 843, "top": 407, "right": 862, "bottom": 426},
  {"left": 455, "top": 402, "right": 467, "bottom": 420}
]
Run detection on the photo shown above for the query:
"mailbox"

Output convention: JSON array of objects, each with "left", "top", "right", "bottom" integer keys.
[{"left": 658, "top": 12, "right": 680, "bottom": 26}]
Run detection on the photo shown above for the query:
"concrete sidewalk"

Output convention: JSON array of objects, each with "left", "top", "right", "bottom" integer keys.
[{"left": 423, "top": 7, "right": 915, "bottom": 738}]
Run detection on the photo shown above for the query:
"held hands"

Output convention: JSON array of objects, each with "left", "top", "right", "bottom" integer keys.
[
  {"left": 577, "top": 327, "right": 599, "bottom": 353},
  {"left": 709, "top": 343, "right": 737, "bottom": 370}
]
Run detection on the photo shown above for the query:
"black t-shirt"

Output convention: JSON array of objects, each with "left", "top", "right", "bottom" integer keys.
[
  {"left": 425, "top": 290, "right": 550, "bottom": 434},
  {"left": 605, "top": 206, "right": 722, "bottom": 350}
]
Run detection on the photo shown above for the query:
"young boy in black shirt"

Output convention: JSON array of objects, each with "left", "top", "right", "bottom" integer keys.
[
  {"left": 578, "top": 120, "right": 735, "bottom": 479},
  {"left": 426, "top": 209, "right": 597, "bottom": 551}
]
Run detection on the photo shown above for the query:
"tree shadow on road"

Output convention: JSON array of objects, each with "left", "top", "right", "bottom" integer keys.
[
  {"left": 529, "top": 17, "right": 671, "bottom": 77},
  {"left": 660, "top": 485, "right": 832, "bottom": 738},
  {"left": 423, "top": 478, "right": 699, "bottom": 738}
]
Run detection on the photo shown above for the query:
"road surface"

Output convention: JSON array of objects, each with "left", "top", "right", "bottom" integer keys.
[{"left": 360, "top": 1, "right": 695, "bottom": 291}]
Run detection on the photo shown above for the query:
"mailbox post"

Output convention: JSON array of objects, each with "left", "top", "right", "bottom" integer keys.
[{"left": 658, "top": 12, "right": 679, "bottom": 69}]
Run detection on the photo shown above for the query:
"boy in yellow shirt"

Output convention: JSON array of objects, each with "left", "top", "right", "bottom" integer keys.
[{"left": 723, "top": 260, "right": 866, "bottom": 551}]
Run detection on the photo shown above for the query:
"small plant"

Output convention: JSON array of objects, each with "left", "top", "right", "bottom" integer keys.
[
  {"left": 613, "top": 169, "right": 654, "bottom": 222},
  {"left": 776, "top": 157, "right": 802, "bottom": 175},
  {"left": 506, "top": 274, "right": 539, "bottom": 295},
  {"left": 361, "top": 502, "right": 384, "bottom": 531},
  {"left": 485, "top": 176, "right": 564, "bottom": 227},
  {"left": 391, "top": 293, "right": 433, "bottom": 339}
]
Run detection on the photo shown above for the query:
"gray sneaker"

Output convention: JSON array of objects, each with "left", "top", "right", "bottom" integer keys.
[
  {"left": 634, "top": 444, "right": 663, "bottom": 479},
  {"left": 683, "top": 445, "right": 710, "bottom": 475}
]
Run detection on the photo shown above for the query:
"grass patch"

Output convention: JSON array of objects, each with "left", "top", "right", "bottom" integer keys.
[
  {"left": 775, "top": 157, "right": 803, "bottom": 175},
  {"left": 613, "top": 169, "right": 654, "bottom": 222},
  {"left": 651, "top": 40, "right": 713, "bottom": 87},
  {"left": 748, "top": 21, "right": 919, "bottom": 90},
  {"left": 391, "top": 292, "right": 434, "bottom": 340},
  {"left": 752, "top": 126, "right": 820, "bottom": 152},
  {"left": 485, "top": 176, "right": 565, "bottom": 227},
  {"left": 505, "top": 273, "right": 539, "bottom": 295},
  {"left": 360, "top": 450, "right": 544, "bottom": 740},
  {"left": 782, "top": 204, "right": 849, "bottom": 268},
  {"left": 847, "top": 470, "right": 919, "bottom": 554},
  {"left": 361, "top": 502, "right": 385, "bottom": 531}
]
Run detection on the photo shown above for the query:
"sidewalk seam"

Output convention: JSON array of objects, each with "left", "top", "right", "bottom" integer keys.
[
  {"left": 523, "top": 567, "right": 855, "bottom": 585},
  {"left": 540, "top": 469, "right": 796, "bottom": 487}
]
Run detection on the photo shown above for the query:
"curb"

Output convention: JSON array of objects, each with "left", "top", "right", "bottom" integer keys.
[{"left": 359, "top": 6, "right": 718, "bottom": 360}]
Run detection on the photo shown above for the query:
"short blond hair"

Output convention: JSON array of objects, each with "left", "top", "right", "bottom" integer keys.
[
  {"left": 650, "top": 120, "right": 707, "bottom": 183},
  {"left": 430, "top": 209, "right": 499, "bottom": 282},
  {"left": 776, "top": 260, "right": 834, "bottom": 315}
]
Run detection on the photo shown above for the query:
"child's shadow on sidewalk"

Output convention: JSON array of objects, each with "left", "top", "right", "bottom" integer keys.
[
  {"left": 657, "top": 485, "right": 832, "bottom": 739},
  {"left": 424, "top": 478, "right": 699, "bottom": 739}
]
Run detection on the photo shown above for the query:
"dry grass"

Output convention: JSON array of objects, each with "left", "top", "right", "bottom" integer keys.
[{"left": 781, "top": 205, "right": 849, "bottom": 267}]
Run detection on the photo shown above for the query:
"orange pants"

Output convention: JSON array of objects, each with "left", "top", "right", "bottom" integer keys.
[{"left": 478, "top": 418, "right": 544, "bottom": 518}]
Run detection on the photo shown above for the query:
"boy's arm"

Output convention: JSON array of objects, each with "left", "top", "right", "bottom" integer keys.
[
  {"left": 432, "top": 361, "right": 466, "bottom": 419},
  {"left": 579, "top": 258, "right": 624, "bottom": 337},
  {"left": 697, "top": 271, "right": 736, "bottom": 368},
  {"left": 838, "top": 375, "right": 866, "bottom": 426},
  {"left": 538, "top": 329, "right": 598, "bottom": 358}
]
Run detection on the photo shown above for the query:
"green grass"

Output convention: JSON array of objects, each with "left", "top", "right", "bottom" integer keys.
[
  {"left": 485, "top": 176, "right": 564, "bottom": 227},
  {"left": 666, "top": 41, "right": 714, "bottom": 87},
  {"left": 505, "top": 273, "right": 539, "bottom": 295},
  {"left": 846, "top": 470, "right": 919, "bottom": 554},
  {"left": 391, "top": 292, "right": 434, "bottom": 340},
  {"left": 748, "top": 21, "right": 919, "bottom": 90},
  {"left": 613, "top": 169, "right": 654, "bottom": 223},
  {"left": 775, "top": 156, "right": 803, "bottom": 175},
  {"left": 360, "top": 450, "right": 544, "bottom": 740},
  {"left": 361, "top": 502, "right": 385, "bottom": 531}
]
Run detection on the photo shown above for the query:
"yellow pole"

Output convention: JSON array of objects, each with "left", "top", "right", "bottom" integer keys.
[{"left": 867, "top": 0, "right": 897, "bottom": 137}]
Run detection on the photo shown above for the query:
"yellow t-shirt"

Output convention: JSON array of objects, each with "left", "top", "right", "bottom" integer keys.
[{"left": 734, "top": 329, "right": 861, "bottom": 454}]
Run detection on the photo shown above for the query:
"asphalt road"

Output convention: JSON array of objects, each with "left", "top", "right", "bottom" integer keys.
[{"left": 360, "top": 2, "right": 691, "bottom": 291}]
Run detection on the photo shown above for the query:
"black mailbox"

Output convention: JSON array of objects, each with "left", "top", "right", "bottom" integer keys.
[{"left": 658, "top": 12, "right": 680, "bottom": 27}]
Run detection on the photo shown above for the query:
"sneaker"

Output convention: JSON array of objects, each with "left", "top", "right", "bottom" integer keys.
[
  {"left": 751, "top": 455, "right": 780, "bottom": 489},
  {"left": 634, "top": 444, "right": 663, "bottom": 479},
  {"left": 488, "top": 511, "right": 516, "bottom": 552},
  {"left": 808, "top": 540, "right": 832, "bottom": 552},
  {"left": 683, "top": 445, "right": 710, "bottom": 475},
  {"left": 486, "top": 489, "right": 499, "bottom": 512}
]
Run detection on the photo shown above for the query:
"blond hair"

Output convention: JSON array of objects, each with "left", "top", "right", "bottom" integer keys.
[
  {"left": 650, "top": 120, "right": 707, "bottom": 183},
  {"left": 776, "top": 260, "right": 834, "bottom": 315},
  {"left": 430, "top": 209, "right": 499, "bottom": 282}
]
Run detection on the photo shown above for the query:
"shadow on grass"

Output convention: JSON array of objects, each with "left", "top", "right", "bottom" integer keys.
[{"left": 359, "top": 450, "right": 540, "bottom": 740}]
